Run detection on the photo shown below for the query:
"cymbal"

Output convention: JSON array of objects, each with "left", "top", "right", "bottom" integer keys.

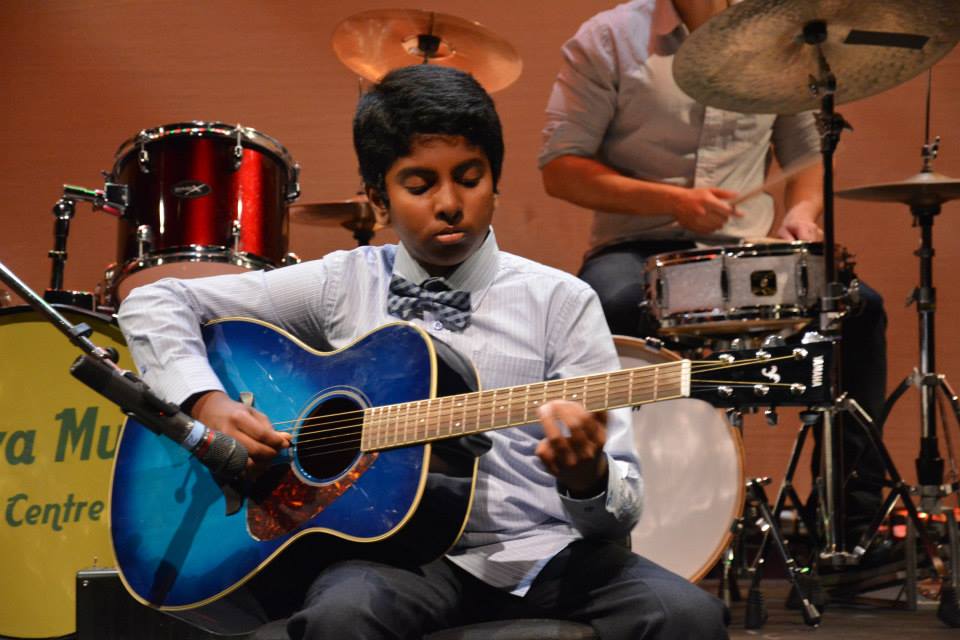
[
  {"left": 331, "top": 9, "right": 522, "bottom": 93},
  {"left": 837, "top": 171, "right": 960, "bottom": 206},
  {"left": 289, "top": 196, "right": 386, "bottom": 233},
  {"left": 673, "top": 0, "right": 960, "bottom": 114}
]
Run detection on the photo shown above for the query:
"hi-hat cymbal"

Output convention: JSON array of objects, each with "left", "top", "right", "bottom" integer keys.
[
  {"left": 331, "top": 9, "right": 522, "bottom": 93},
  {"left": 837, "top": 171, "right": 960, "bottom": 206},
  {"left": 673, "top": 0, "right": 960, "bottom": 114},
  {"left": 289, "top": 195, "right": 386, "bottom": 233}
]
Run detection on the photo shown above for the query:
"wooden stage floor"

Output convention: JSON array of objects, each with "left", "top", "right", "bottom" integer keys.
[{"left": 716, "top": 580, "right": 960, "bottom": 639}]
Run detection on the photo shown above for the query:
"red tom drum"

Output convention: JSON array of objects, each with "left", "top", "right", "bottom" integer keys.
[{"left": 103, "top": 122, "right": 300, "bottom": 305}]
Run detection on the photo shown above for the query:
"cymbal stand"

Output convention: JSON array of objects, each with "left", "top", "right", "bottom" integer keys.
[
  {"left": 743, "top": 20, "right": 951, "bottom": 627},
  {"left": 872, "top": 136, "right": 960, "bottom": 619}
]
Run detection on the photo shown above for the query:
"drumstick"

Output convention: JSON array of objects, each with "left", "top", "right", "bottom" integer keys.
[{"left": 730, "top": 154, "right": 820, "bottom": 206}]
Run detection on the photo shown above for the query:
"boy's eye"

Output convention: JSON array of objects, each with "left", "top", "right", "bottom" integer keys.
[{"left": 402, "top": 179, "right": 432, "bottom": 195}]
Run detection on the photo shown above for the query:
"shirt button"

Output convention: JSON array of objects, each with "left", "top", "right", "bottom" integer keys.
[{"left": 432, "top": 321, "right": 445, "bottom": 331}]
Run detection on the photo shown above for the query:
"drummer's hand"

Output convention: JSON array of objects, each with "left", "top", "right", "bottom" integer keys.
[
  {"left": 536, "top": 400, "right": 609, "bottom": 498},
  {"left": 190, "top": 390, "right": 291, "bottom": 473},
  {"left": 673, "top": 187, "right": 743, "bottom": 234},
  {"left": 776, "top": 210, "right": 823, "bottom": 242}
]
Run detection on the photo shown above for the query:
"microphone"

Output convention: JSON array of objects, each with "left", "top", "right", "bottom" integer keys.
[{"left": 70, "top": 354, "right": 248, "bottom": 482}]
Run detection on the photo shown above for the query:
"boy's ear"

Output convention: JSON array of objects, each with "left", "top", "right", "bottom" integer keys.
[{"left": 365, "top": 185, "right": 390, "bottom": 226}]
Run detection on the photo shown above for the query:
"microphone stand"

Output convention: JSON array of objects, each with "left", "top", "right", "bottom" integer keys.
[{"left": 0, "top": 258, "right": 247, "bottom": 511}]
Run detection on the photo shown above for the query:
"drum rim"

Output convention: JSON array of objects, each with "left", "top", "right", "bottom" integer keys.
[
  {"left": 656, "top": 305, "right": 815, "bottom": 334},
  {"left": 111, "top": 121, "right": 298, "bottom": 178},
  {"left": 104, "top": 247, "right": 276, "bottom": 295},
  {"left": 646, "top": 241, "right": 826, "bottom": 270},
  {"left": 613, "top": 335, "right": 746, "bottom": 583}
]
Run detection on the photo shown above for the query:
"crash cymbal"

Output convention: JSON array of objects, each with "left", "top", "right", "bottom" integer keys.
[
  {"left": 673, "top": 0, "right": 960, "bottom": 114},
  {"left": 289, "top": 195, "right": 386, "bottom": 233},
  {"left": 332, "top": 9, "right": 522, "bottom": 93},
  {"left": 837, "top": 171, "right": 960, "bottom": 206}
]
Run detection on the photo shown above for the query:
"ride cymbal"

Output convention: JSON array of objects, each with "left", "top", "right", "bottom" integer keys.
[
  {"left": 837, "top": 171, "right": 960, "bottom": 207},
  {"left": 331, "top": 9, "right": 523, "bottom": 93},
  {"left": 673, "top": 0, "right": 960, "bottom": 114}
]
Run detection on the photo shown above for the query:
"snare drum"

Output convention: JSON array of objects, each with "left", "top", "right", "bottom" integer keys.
[
  {"left": 103, "top": 122, "right": 300, "bottom": 306},
  {"left": 646, "top": 241, "right": 829, "bottom": 337},
  {"left": 0, "top": 306, "right": 131, "bottom": 638},
  {"left": 616, "top": 336, "right": 744, "bottom": 582}
]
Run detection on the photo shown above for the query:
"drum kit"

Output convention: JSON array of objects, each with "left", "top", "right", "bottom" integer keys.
[{"left": 0, "top": 0, "right": 959, "bottom": 637}]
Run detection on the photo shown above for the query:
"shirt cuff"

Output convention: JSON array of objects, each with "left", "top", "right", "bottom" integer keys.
[{"left": 557, "top": 451, "right": 624, "bottom": 517}]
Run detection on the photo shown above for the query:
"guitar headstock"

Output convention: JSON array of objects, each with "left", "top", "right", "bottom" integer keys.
[{"left": 689, "top": 339, "right": 835, "bottom": 409}]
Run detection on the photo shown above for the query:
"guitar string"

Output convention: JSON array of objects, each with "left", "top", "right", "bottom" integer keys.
[
  {"left": 291, "top": 369, "right": 691, "bottom": 453},
  {"left": 279, "top": 354, "right": 804, "bottom": 453},
  {"left": 288, "top": 356, "right": 809, "bottom": 457},
  {"left": 268, "top": 353, "right": 794, "bottom": 435},
  {"left": 278, "top": 353, "right": 800, "bottom": 444}
]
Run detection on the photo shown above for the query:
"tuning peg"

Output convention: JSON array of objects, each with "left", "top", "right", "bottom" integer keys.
[
  {"left": 753, "top": 384, "right": 770, "bottom": 397},
  {"left": 755, "top": 350, "right": 772, "bottom": 360},
  {"left": 764, "top": 409, "right": 778, "bottom": 426},
  {"left": 726, "top": 409, "right": 743, "bottom": 428},
  {"left": 792, "top": 348, "right": 808, "bottom": 361}
]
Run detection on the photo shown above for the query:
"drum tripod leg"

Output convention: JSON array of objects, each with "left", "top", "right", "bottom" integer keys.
[{"left": 743, "top": 478, "right": 822, "bottom": 629}]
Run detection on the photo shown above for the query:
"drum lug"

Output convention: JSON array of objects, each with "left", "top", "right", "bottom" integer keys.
[
  {"left": 233, "top": 126, "right": 244, "bottom": 171},
  {"left": 720, "top": 253, "right": 730, "bottom": 304},
  {"left": 762, "top": 334, "right": 787, "bottom": 348},
  {"left": 283, "top": 252, "right": 302, "bottom": 266},
  {"left": 231, "top": 219, "right": 242, "bottom": 254},
  {"left": 136, "top": 225, "right": 154, "bottom": 259},
  {"left": 796, "top": 257, "right": 809, "bottom": 303},
  {"left": 137, "top": 136, "right": 150, "bottom": 174},
  {"left": 287, "top": 163, "right": 302, "bottom": 202}
]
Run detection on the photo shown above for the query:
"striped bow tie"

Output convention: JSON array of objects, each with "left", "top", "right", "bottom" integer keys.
[{"left": 387, "top": 275, "right": 472, "bottom": 331}]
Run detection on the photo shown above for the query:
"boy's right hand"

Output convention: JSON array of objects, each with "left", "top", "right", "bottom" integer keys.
[{"left": 190, "top": 391, "right": 292, "bottom": 473}]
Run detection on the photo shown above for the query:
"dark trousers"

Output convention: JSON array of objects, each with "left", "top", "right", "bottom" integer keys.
[
  {"left": 579, "top": 241, "right": 888, "bottom": 534},
  {"left": 283, "top": 538, "right": 728, "bottom": 640}
]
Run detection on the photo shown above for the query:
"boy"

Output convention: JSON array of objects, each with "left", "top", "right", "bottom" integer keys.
[{"left": 118, "top": 64, "right": 726, "bottom": 639}]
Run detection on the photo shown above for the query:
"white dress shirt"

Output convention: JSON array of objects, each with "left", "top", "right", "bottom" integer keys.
[
  {"left": 117, "top": 229, "right": 642, "bottom": 596},
  {"left": 539, "top": 0, "right": 821, "bottom": 250}
]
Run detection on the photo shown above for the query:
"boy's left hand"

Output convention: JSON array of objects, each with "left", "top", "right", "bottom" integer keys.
[{"left": 536, "top": 400, "right": 609, "bottom": 498}]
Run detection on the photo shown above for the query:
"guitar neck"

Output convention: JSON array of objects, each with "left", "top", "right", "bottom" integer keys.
[{"left": 361, "top": 360, "right": 691, "bottom": 451}]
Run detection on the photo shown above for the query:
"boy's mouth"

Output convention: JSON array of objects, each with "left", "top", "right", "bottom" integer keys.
[{"left": 435, "top": 228, "right": 466, "bottom": 244}]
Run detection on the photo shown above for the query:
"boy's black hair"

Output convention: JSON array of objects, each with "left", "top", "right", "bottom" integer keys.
[{"left": 353, "top": 64, "right": 505, "bottom": 203}]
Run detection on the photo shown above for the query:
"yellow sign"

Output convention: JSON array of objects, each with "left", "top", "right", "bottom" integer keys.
[{"left": 0, "top": 307, "right": 130, "bottom": 639}]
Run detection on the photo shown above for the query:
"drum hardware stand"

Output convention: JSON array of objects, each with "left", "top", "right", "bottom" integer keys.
[
  {"left": 741, "top": 476, "right": 823, "bottom": 629},
  {"left": 44, "top": 183, "right": 129, "bottom": 310},
  {"left": 870, "top": 134, "right": 960, "bottom": 623},
  {"left": 737, "top": 22, "right": 956, "bottom": 627}
]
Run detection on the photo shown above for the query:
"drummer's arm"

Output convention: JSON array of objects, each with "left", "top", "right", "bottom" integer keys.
[
  {"left": 773, "top": 111, "right": 824, "bottom": 242},
  {"left": 541, "top": 156, "right": 741, "bottom": 234},
  {"left": 777, "top": 163, "right": 823, "bottom": 241}
]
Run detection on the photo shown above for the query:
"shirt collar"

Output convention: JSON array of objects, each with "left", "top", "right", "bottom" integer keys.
[{"left": 393, "top": 227, "right": 499, "bottom": 300}]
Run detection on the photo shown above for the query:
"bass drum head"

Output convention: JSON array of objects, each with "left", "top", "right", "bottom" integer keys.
[
  {"left": 0, "top": 306, "right": 131, "bottom": 638},
  {"left": 615, "top": 336, "right": 745, "bottom": 582}
]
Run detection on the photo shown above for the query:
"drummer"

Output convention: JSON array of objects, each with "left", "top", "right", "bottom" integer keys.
[{"left": 538, "top": 0, "right": 888, "bottom": 555}]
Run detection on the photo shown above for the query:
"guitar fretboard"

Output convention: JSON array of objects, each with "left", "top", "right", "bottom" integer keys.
[{"left": 361, "top": 360, "right": 690, "bottom": 451}]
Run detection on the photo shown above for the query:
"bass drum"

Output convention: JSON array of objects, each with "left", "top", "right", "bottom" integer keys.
[
  {"left": 615, "top": 336, "right": 745, "bottom": 582},
  {"left": 0, "top": 306, "right": 131, "bottom": 639}
]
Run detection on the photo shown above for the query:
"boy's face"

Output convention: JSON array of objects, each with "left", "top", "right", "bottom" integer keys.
[{"left": 370, "top": 135, "right": 495, "bottom": 278}]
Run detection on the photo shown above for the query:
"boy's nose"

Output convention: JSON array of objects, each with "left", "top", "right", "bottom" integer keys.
[{"left": 434, "top": 182, "right": 463, "bottom": 221}]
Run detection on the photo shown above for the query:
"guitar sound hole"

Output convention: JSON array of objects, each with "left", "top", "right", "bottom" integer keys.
[{"left": 296, "top": 395, "right": 363, "bottom": 482}]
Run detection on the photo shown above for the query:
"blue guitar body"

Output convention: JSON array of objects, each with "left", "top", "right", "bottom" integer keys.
[{"left": 110, "top": 320, "right": 481, "bottom": 610}]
